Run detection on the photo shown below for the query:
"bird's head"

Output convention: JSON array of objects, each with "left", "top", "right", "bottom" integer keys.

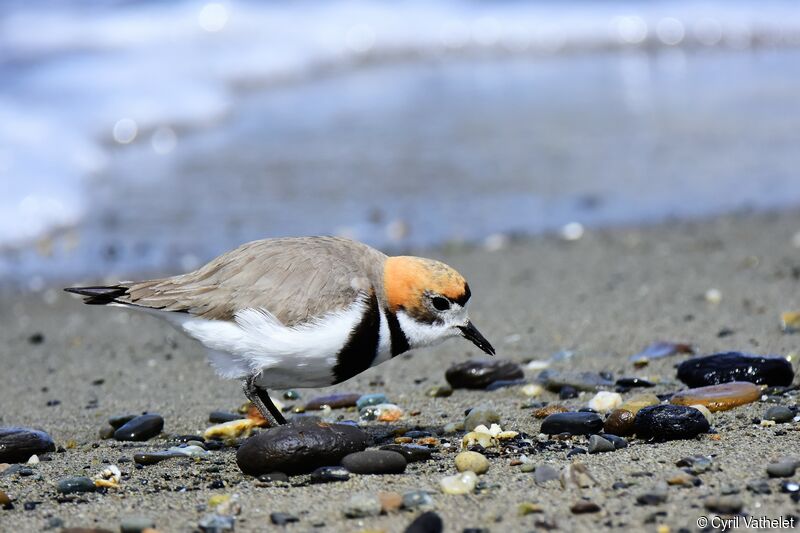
[{"left": 383, "top": 256, "right": 494, "bottom": 355}]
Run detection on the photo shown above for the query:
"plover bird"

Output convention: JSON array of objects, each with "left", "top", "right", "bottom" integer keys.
[{"left": 65, "top": 237, "right": 494, "bottom": 426}]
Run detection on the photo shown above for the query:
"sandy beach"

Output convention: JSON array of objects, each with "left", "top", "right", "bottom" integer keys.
[{"left": 1, "top": 209, "right": 799, "bottom": 532}]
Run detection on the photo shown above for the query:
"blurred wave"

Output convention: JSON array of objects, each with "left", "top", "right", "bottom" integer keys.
[{"left": 1, "top": 0, "right": 800, "bottom": 284}]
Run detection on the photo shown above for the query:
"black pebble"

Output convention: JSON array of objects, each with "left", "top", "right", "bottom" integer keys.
[
  {"left": 271, "top": 513, "right": 299, "bottom": 525},
  {"left": 405, "top": 511, "right": 444, "bottom": 533},
  {"left": 340, "top": 450, "right": 407, "bottom": 475},
  {"left": 445, "top": 360, "right": 524, "bottom": 390},
  {"left": 258, "top": 472, "right": 289, "bottom": 483},
  {"left": 634, "top": 405, "right": 710, "bottom": 441},
  {"left": 0, "top": 427, "right": 56, "bottom": 463},
  {"left": 559, "top": 386, "right": 578, "bottom": 399},
  {"left": 567, "top": 447, "right": 588, "bottom": 458},
  {"left": 677, "top": 352, "right": 794, "bottom": 387},
  {"left": 208, "top": 411, "right": 243, "bottom": 424},
  {"left": 379, "top": 444, "right": 433, "bottom": 463},
  {"left": 309, "top": 466, "right": 350, "bottom": 483},
  {"left": 113, "top": 414, "right": 164, "bottom": 441},
  {"left": 540, "top": 412, "right": 603, "bottom": 435}
]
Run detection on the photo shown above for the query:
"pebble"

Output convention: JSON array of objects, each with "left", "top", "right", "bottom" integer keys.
[
  {"left": 359, "top": 403, "right": 403, "bottom": 422},
  {"left": 270, "top": 513, "right": 299, "bottom": 526},
  {"left": 257, "top": 472, "right": 289, "bottom": 483},
  {"left": 676, "top": 352, "right": 794, "bottom": 387},
  {"left": 108, "top": 414, "right": 137, "bottom": 429},
  {"left": 587, "top": 435, "right": 615, "bottom": 454},
  {"left": 464, "top": 407, "right": 500, "bottom": 431},
  {"left": 440, "top": 471, "right": 478, "bottom": 495},
  {"left": 540, "top": 412, "right": 603, "bottom": 435},
  {"left": 57, "top": 476, "right": 96, "bottom": 494},
  {"left": 533, "top": 465, "right": 560, "bottom": 484},
  {"left": 0, "top": 489, "right": 11, "bottom": 509},
  {"left": 764, "top": 406, "right": 794, "bottom": 423},
  {"left": 676, "top": 455, "right": 713, "bottom": 475},
  {"left": 520, "top": 384, "right": 544, "bottom": 397},
  {"left": 404, "top": 511, "right": 443, "bottom": 533},
  {"left": 356, "top": 393, "right": 388, "bottom": 411},
  {"left": 603, "top": 409, "right": 636, "bottom": 436},
  {"left": 670, "top": 382, "right": 760, "bottom": 412},
  {"left": 619, "top": 393, "right": 661, "bottom": 414},
  {"left": 615, "top": 377, "right": 656, "bottom": 389},
  {"left": 426, "top": 385, "right": 453, "bottom": 398},
  {"left": 120, "top": 516, "right": 156, "bottom": 533},
  {"left": 343, "top": 493, "right": 382, "bottom": 518},
  {"left": 587, "top": 391, "right": 623, "bottom": 413},
  {"left": 203, "top": 418, "right": 261, "bottom": 441},
  {"left": 636, "top": 483, "right": 668, "bottom": 505},
  {"left": 304, "top": 393, "right": 361, "bottom": 410},
  {"left": 113, "top": 414, "right": 164, "bottom": 442},
  {"left": 666, "top": 471, "right": 700, "bottom": 487},
  {"left": 445, "top": 360, "right": 524, "bottom": 389},
  {"left": 379, "top": 444, "right": 433, "bottom": 463},
  {"left": 629, "top": 341, "right": 693, "bottom": 364},
  {"left": 133, "top": 450, "right": 184, "bottom": 466},
  {"left": 532, "top": 405, "right": 569, "bottom": 418},
  {"left": 454, "top": 451, "right": 489, "bottom": 474},
  {"left": 461, "top": 431, "right": 495, "bottom": 449},
  {"left": 691, "top": 404, "right": 713, "bottom": 423},
  {"left": 561, "top": 462, "right": 596, "bottom": 489},
  {"left": 341, "top": 450, "right": 407, "bottom": 475},
  {"left": 599, "top": 433, "right": 628, "bottom": 449},
  {"left": 634, "top": 405, "right": 710, "bottom": 441},
  {"left": 781, "top": 480, "right": 800, "bottom": 493},
  {"left": 236, "top": 417, "right": 369, "bottom": 476},
  {"left": 0, "top": 427, "right": 56, "bottom": 463},
  {"left": 198, "top": 514, "right": 234, "bottom": 533},
  {"left": 780, "top": 311, "right": 800, "bottom": 333},
  {"left": 309, "top": 466, "right": 350, "bottom": 483},
  {"left": 704, "top": 495, "right": 743, "bottom": 514},
  {"left": 538, "top": 370, "right": 614, "bottom": 392},
  {"left": 747, "top": 479, "right": 771, "bottom": 494},
  {"left": 379, "top": 491, "right": 403, "bottom": 513},
  {"left": 570, "top": 501, "right": 601, "bottom": 514},
  {"left": 766, "top": 459, "right": 797, "bottom": 478},
  {"left": 402, "top": 490, "right": 435, "bottom": 510},
  {"left": 566, "top": 448, "right": 587, "bottom": 458},
  {"left": 517, "top": 503, "right": 544, "bottom": 516},
  {"left": 208, "top": 411, "right": 243, "bottom": 424}
]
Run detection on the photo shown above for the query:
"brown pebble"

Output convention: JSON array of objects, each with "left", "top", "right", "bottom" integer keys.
[
  {"left": 571, "top": 501, "right": 601, "bottom": 514},
  {"left": 509, "top": 459, "right": 523, "bottom": 466},
  {"left": 533, "top": 405, "right": 569, "bottom": 418},
  {"left": 378, "top": 491, "right": 403, "bottom": 513},
  {"left": 416, "top": 437, "right": 439, "bottom": 446},
  {"left": 394, "top": 437, "right": 412, "bottom": 444},
  {"left": 0, "top": 489, "right": 11, "bottom": 506},
  {"left": 603, "top": 409, "right": 636, "bottom": 436},
  {"left": 666, "top": 471, "right": 699, "bottom": 486},
  {"left": 670, "top": 381, "right": 761, "bottom": 412}
]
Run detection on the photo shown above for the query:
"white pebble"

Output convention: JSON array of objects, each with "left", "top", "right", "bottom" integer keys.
[
  {"left": 560, "top": 222, "right": 585, "bottom": 241},
  {"left": 587, "top": 391, "right": 623, "bottom": 413},
  {"left": 440, "top": 471, "right": 478, "bottom": 494},
  {"left": 525, "top": 360, "right": 550, "bottom": 371},
  {"left": 27, "top": 454, "right": 39, "bottom": 464},
  {"left": 704, "top": 288, "right": 722, "bottom": 304},
  {"left": 520, "top": 384, "right": 544, "bottom": 397}
]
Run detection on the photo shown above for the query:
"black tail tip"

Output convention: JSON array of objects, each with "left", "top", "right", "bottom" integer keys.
[{"left": 64, "top": 286, "right": 128, "bottom": 305}]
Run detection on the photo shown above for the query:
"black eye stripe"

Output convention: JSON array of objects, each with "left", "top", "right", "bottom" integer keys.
[{"left": 431, "top": 296, "right": 451, "bottom": 311}]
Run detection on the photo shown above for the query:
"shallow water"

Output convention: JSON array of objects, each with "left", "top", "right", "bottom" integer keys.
[{"left": 2, "top": 1, "right": 800, "bottom": 284}]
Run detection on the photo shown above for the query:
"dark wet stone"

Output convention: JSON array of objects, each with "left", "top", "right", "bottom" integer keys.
[
  {"left": 108, "top": 414, "right": 137, "bottom": 429},
  {"left": 615, "top": 377, "right": 655, "bottom": 389},
  {"left": 304, "top": 393, "right": 361, "bottom": 410},
  {"left": 764, "top": 406, "right": 794, "bottom": 423},
  {"left": 603, "top": 409, "right": 636, "bottom": 436},
  {"left": 309, "top": 466, "right": 350, "bottom": 483},
  {"left": 57, "top": 476, "right": 96, "bottom": 494},
  {"left": 0, "top": 427, "right": 56, "bottom": 463},
  {"left": 637, "top": 485, "right": 668, "bottom": 505},
  {"left": 676, "top": 455, "right": 713, "bottom": 475},
  {"left": 540, "top": 412, "right": 603, "bottom": 435},
  {"left": 634, "top": 405, "right": 710, "bottom": 441},
  {"left": 559, "top": 386, "right": 578, "bottom": 399},
  {"left": 282, "top": 390, "right": 301, "bottom": 400},
  {"left": 270, "top": 513, "right": 299, "bottom": 526},
  {"left": 570, "top": 501, "right": 601, "bottom": 514},
  {"left": 445, "top": 360, "right": 524, "bottom": 390},
  {"left": 341, "top": 450, "right": 407, "bottom": 475},
  {"left": 404, "top": 511, "right": 444, "bottom": 533},
  {"left": 566, "top": 448, "right": 587, "bottom": 458},
  {"left": 208, "top": 411, "right": 243, "bottom": 424},
  {"left": 629, "top": 341, "right": 693, "bottom": 363},
  {"left": 113, "top": 414, "right": 163, "bottom": 441},
  {"left": 98, "top": 426, "right": 115, "bottom": 440},
  {"left": 356, "top": 393, "right": 388, "bottom": 410},
  {"left": 485, "top": 379, "right": 527, "bottom": 391},
  {"left": 236, "top": 417, "right": 369, "bottom": 476},
  {"left": 198, "top": 514, "right": 234, "bottom": 533},
  {"left": 404, "top": 430, "right": 432, "bottom": 438},
  {"left": 704, "top": 495, "right": 743, "bottom": 514},
  {"left": 599, "top": 433, "right": 628, "bottom": 449},
  {"left": 587, "top": 435, "right": 614, "bottom": 454},
  {"left": 534, "top": 465, "right": 560, "bottom": 484},
  {"left": 380, "top": 444, "right": 433, "bottom": 463},
  {"left": 133, "top": 450, "right": 184, "bottom": 466},
  {"left": 538, "top": 370, "right": 614, "bottom": 392},
  {"left": 676, "top": 352, "right": 794, "bottom": 387},
  {"left": 257, "top": 472, "right": 289, "bottom": 483},
  {"left": 28, "top": 332, "right": 44, "bottom": 344}
]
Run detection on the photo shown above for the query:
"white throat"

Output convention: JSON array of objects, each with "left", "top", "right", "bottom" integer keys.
[{"left": 395, "top": 309, "right": 461, "bottom": 350}]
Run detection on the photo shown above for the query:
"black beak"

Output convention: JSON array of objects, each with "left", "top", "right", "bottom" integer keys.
[{"left": 458, "top": 321, "right": 495, "bottom": 356}]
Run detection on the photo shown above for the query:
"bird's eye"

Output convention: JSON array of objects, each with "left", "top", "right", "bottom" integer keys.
[{"left": 431, "top": 296, "right": 451, "bottom": 311}]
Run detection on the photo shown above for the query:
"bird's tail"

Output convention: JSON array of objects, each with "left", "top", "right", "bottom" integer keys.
[{"left": 63, "top": 285, "right": 129, "bottom": 305}]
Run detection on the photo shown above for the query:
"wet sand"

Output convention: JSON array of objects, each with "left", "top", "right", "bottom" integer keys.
[{"left": 1, "top": 209, "right": 799, "bottom": 532}]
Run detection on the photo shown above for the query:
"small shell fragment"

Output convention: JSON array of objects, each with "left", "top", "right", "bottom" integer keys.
[
  {"left": 781, "top": 311, "right": 800, "bottom": 333},
  {"left": 203, "top": 418, "right": 260, "bottom": 441}
]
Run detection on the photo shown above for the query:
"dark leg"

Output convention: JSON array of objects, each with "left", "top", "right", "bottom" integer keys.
[{"left": 242, "top": 375, "right": 287, "bottom": 426}]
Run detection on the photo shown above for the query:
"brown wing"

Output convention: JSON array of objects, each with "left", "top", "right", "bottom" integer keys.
[{"left": 116, "top": 237, "right": 387, "bottom": 325}]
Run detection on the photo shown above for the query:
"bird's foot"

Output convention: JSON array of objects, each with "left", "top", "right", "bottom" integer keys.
[{"left": 242, "top": 375, "right": 287, "bottom": 427}]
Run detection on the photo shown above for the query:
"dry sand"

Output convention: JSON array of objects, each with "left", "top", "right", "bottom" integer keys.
[{"left": 1, "top": 210, "right": 800, "bottom": 532}]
